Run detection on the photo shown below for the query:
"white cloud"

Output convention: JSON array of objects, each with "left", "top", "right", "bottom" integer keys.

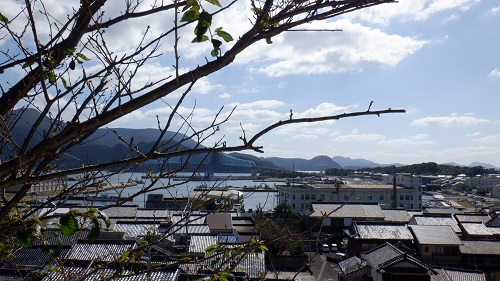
[
  {"left": 378, "top": 134, "right": 434, "bottom": 147},
  {"left": 465, "top": 132, "right": 481, "bottom": 137},
  {"left": 218, "top": 93, "right": 232, "bottom": 99},
  {"left": 335, "top": 133, "right": 385, "bottom": 142},
  {"left": 229, "top": 100, "right": 286, "bottom": 110},
  {"left": 472, "top": 135, "right": 500, "bottom": 144},
  {"left": 351, "top": 0, "right": 479, "bottom": 24},
  {"left": 295, "top": 103, "right": 351, "bottom": 118},
  {"left": 411, "top": 113, "right": 489, "bottom": 126},
  {"left": 246, "top": 20, "right": 427, "bottom": 77},
  {"left": 489, "top": 69, "right": 500, "bottom": 78},
  {"left": 292, "top": 134, "right": 319, "bottom": 141},
  {"left": 491, "top": 6, "right": 500, "bottom": 15}
]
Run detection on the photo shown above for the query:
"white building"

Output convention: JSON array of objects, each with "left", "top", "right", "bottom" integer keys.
[
  {"left": 277, "top": 182, "right": 422, "bottom": 213},
  {"left": 466, "top": 174, "right": 500, "bottom": 190},
  {"left": 6, "top": 177, "right": 68, "bottom": 194},
  {"left": 381, "top": 173, "right": 423, "bottom": 189}
]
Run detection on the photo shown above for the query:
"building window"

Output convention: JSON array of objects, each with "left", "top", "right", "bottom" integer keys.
[
  {"left": 293, "top": 194, "right": 295, "bottom": 200},
  {"left": 411, "top": 204, "right": 414, "bottom": 209},
  {"left": 400, "top": 195, "right": 404, "bottom": 200},
  {"left": 400, "top": 203, "right": 404, "bottom": 208},
  {"left": 424, "top": 247, "right": 429, "bottom": 253},
  {"left": 311, "top": 194, "right": 316, "bottom": 200},
  {"left": 405, "top": 195, "right": 409, "bottom": 200},
  {"left": 418, "top": 195, "right": 421, "bottom": 200},
  {"left": 301, "top": 203, "right": 304, "bottom": 209},
  {"left": 411, "top": 195, "right": 413, "bottom": 200},
  {"left": 292, "top": 204, "right": 295, "bottom": 209},
  {"left": 301, "top": 194, "right": 304, "bottom": 200},
  {"left": 305, "top": 194, "right": 310, "bottom": 200}
]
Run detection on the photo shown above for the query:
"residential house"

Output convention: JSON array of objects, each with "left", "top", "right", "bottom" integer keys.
[
  {"left": 459, "top": 240, "right": 500, "bottom": 281},
  {"left": 408, "top": 225, "right": 463, "bottom": 266},
  {"left": 344, "top": 222, "right": 414, "bottom": 254}
]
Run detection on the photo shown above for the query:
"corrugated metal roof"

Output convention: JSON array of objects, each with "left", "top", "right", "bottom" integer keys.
[
  {"left": 41, "top": 267, "right": 180, "bottom": 281},
  {"left": 189, "top": 235, "right": 218, "bottom": 253},
  {"left": 409, "top": 225, "right": 462, "bottom": 245},
  {"left": 309, "top": 203, "right": 385, "bottom": 219},
  {"left": 460, "top": 222, "right": 493, "bottom": 236},
  {"left": 460, "top": 240, "right": 500, "bottom": 255},
  {"left": 431, "top": 268, "right": 486, "bottom": 281},
  {"left": 65, "top": 244, "right": 134, "bottom": 261},
  {"left": 353, "top": 222, "right": 413, "bottom": 240},
  {"left": 180, "top": 251, "right": 265, "bottom": 278},
  {"left": 168, "top": 224, "right": 210, "bottom": 235}
]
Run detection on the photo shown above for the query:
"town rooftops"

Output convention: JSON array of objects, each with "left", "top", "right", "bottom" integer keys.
[
  {"left": 382, "top": 209, "right": 414, "bottom": 223},
  {"left": 460, "top": 222, "right": 493, "bottom": 236},
  {"left": 409, "top": 225, "right": 462, "bottom": 246},
  {"left": 454, "top": 213, "right": 491, "bottom": 224},
  {"left": 361, "top": 242, "right": 432, "bottom": 273},
  {"left": 308, "top": 202, "right": 385, "bottom": 219}
]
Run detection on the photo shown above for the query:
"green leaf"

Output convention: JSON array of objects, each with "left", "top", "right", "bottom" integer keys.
[
  {"left": 59, "top": 212, "right": 78, "bottom": 236},
  {"left": 194, "top": 11, "right": 212, "bottom": 41},
  {"left": 265, "top": 37, "right": 273, "bottom": 44},
  {"left": 181, "top": 10, "right": 199, "bottom": 22},
  {"left": 88, "top": 224, "right": 100, "bottom": 243},
  {"left": 182, "top": 0, "right": 199, "bottom": 12},
  {"left": 18, "top": 229, "right": 33, "bottom": 248},
  {"left": 191, "top": 35, "right": 209, "bottom": 43},
  {"left": 47, "top": 70, "right": 56, "bottom": 84},
  {"left": 61, "top": 77, "right": 69, "bottom": 89},
  {"left": 0, "top": 12, "right": 9, "bottom": 24},
  {"left": 76, "top": 52, "right": 90, "bottom": 61},
  {"left": 205, "top": 0, "right": 222, "bottom": 8},
  {"left": 215, "top": 29, "right": 233, "bottom": 42},
  {"left": 69, "top": 60, "right": 76, "bottom": 70}
]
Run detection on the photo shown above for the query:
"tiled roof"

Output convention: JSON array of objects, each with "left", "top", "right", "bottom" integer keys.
[
  {"left": 411, "top": 215, "right": 461, "bottom": 233},
  {"left": 41, "top": 267, "right": 180, "bottom": 281},
  {"left": 431, "top": 268, "right": 486, "bottom": 281},
  {"left": 136, "top": 209, "right": 170, "bottom": 218},
  {"left": 114, "top": 222, "right": 160, "bottom": 237},
  {"left": 309, "top": 203, "right": 385, "bottom": 219},
  {"left": 352, "top": 222, "right": 413, "bottom": 240},
  {"left": 189, "top": 235, "right": 218, "bottom": 254},
  {"left": 409, "top": 225, "right": 462, "bottom": 245},
  {"left": 171, "top": 214, "right": 206, "bottom": 225},
  {"left": 65, "top": 243, "right": 134, "bottom": 261},
  {"left": 382, "top": 210, "right": 413, "bottom": 223},
  {"left": 460, "top": 222, "right": 493, "bottom": 236},
  {"left": 460, "top": 240, "right": 500, "bottom": 255},
  {"left": 180, "top": 251, "right": 266, "bottom": 278},
  {"left": 487, "top": 227, "right": 500, "bottom": 235},
  {"left": 35, "top": 229, "right": 90, "bottom": 246},
  {"left": 455, "top": 214, "right": 490, "bottom": 223},
  {"left": 338, "top": 256, "right": 366, "bottom": 274},
  {"left": 7, "top": 248, "right": 70, "bottom": 267},
  {"left": 360, "top": 242, "right": 405, "bottom": 267}
]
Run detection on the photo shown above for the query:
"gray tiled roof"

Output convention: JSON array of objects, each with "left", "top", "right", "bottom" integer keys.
[
  {"left": 309, "top": 203, "right": 385, "bottom": 219},
  {"left": 136, "top": 209, "right": 170, "bottom": 218},
  {"left": 431, "top": 268, "right": 486, "bottom": 281},
  {"left": 460, "top": 240, "right": 500, "bottom": 255},
  {"left": 352, "top": 222, "right": 413, "bottom": 240},
  {"left": 168, "top": 224, "right": 210, "bottom": 235},
  {"left": 41, "top": 267, "right": 180, "bottom": 281},
  {"left": 487, "top": 227, "right": 500, "bottom": 235},
  {"left": 338, "top": 256, "right": 366, "bottom": 274},
  {"left": 460, "top": 222, "right": 493, "bottom": 236},
  {"left": 171, "top": 214, "right": 206, "bottom": 225},
  {"left": 114, "top": 222, "right": 160, "bottom": 237},
  {"left": 382, "top": 210, "right": 413, "bottom": 223},
  {"left": 411, "top": 215, "right": 461, "bottom": 233},
  {"left": 455, "top": 214, "right": 490, "bottom": 224},
  {"left": 65, "top": 243, "right": 134, "bottom": 261},
  {"left": 360, "top": 242, "right": 404, "bottom": 267},
  {"left": 409, "top": 225, "right": 462, "bottom": 245},
  {"left": 7, "top": 248, "right": 70, "bottom": 267}
]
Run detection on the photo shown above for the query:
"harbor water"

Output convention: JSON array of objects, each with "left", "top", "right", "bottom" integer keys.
[{"left": 72, "top": 172, "right": 280, "bottom": 211}]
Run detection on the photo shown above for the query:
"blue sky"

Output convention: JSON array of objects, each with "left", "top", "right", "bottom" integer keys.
[{"left": 2, "top": 0, "right": 500, "bottom": 167}]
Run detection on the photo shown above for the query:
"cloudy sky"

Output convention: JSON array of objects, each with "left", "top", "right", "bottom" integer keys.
[{"left": 3, "top": 0, "right": 500, "bottom": 167}]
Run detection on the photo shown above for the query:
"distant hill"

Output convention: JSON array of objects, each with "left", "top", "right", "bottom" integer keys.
[
  {"left": 264, "top": 155, "right": 341, "bottom": 171},
  {"left": 468, "top": 161, "right": 498, "bottom": 169},
  {"left": 228, "top": 153, "right": 281, "bottom": 169}
]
